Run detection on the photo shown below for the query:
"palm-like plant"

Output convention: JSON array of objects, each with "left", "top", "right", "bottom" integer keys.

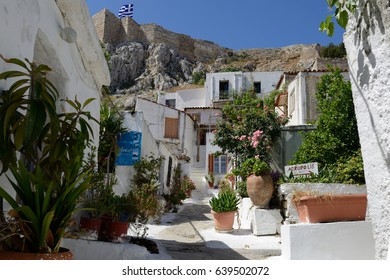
[{"left": 0, "top": 55, "right": 96, "bottom": 253}]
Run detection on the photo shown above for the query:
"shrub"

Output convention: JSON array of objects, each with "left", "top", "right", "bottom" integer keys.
[
  {"left": 236, "top": 181, "right": 248, "bottom": 198},
  {"left": 290, "top": 67, "right": 363, "bottom": 183},
  {"left": 192, "top": 70, "right": 205, "bottom": 86},
  {"left": 213, "top": 91, "right": 282, "bottom": 166},
  {"left": 334, "top": 149, "right": 365, "bottom": 184},
  {"left": 320, "top": 42, "right": 346, "bottom": 58}
]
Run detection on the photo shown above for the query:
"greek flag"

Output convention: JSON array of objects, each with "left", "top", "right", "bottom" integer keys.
[{"left": 118, "top": 4, "right": 133, "bottom": 18}]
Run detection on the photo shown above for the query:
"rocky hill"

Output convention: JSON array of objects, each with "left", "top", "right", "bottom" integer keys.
[{"left": 93, "top": 9, "right": 348, "bottom": 97}]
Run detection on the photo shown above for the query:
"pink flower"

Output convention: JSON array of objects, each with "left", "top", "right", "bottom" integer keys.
[
  {"left": 253, "top": 130, "right": 263, "bottom": 137},
  {"left": 239, "top": 135, "right": 246, "bottom": 141},
  {"left": 252, "top": 141, "right": 259, "bottom": 148}
]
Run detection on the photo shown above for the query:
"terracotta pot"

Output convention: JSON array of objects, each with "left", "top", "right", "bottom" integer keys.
[
  {"left": 228, "top": 176, "right": 235, "bottom": 188},
  {"left": 106, "top": 221, "right": 129, "bottom": 243},
  {"left": 79, "top": 217, "right": 102, "bottom": 240},
  {"left": 295, "top": 194, "right": 367, "bottom": 223},
  {"left": 0, "top": 247, "right": 73, "bottom": 260},
  {"left": 185, "top": 190, "right": 193, "bottom": 198},
  {"left": 246, "top": 174, "right": 274, "bottom": 208},
  {"left": 97, "top": 214, "right": 113, "bottom": 241},
  {"left": 211, "top": 210, "right": 236, "bottom": 232}
]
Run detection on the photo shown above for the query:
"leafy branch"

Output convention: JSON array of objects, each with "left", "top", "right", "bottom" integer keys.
[{"left": 320, "top": 0, "right": 358, "bottom": 36}]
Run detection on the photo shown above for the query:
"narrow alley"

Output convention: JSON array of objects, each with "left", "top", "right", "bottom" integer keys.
[{"left": 147, "top": 168, "right": 282, "bottom": 260}]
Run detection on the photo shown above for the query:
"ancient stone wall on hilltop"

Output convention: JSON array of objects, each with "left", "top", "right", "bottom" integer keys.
[{"left": 93, "top": 9, "right": 229, "bottom": 62}]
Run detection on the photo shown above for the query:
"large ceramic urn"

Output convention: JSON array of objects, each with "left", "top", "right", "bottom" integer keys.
[{"left": 246, "top": 174, "right": 274, "bottom": 208}]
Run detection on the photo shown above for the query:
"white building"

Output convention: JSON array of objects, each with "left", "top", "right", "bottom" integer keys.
[
  {"left": 275, "top": 70, "right": 349, "bottom": 126},
  {"left": 205, "top": 71, "right": 282, "bottom": 105},
  {"left": 132, "top": 97, "right": 195, "bottom": 193},
  {"left": 157, "top": 71, "right": 282, "bottom": 180}
]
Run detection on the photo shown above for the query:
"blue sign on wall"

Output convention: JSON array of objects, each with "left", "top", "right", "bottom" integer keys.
[{"left": 115, "top": 131, "right": 142, "bottom": 166}]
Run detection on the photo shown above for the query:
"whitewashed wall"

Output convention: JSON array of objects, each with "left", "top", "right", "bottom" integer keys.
[
  {"left": 344, "top": 0, "right": 390, "bottom": 259},
  {"left": 0, "top": 0, "right": 110, "bottom": 209},
  {"left": 242, "top": 71, "right": 283, "bottom": 95},
  {"left": 205, "top": 71, "right": 282, "bottom": 101}
]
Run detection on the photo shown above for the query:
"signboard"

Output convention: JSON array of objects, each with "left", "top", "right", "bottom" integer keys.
[
  {"left": 115, "top": 131, "right": 142, "bottom": 166},
  {"left": 284, "top": 162, "right": 318, "bottom": 177}
]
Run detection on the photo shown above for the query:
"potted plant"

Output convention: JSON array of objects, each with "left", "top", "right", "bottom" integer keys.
[
  {"left": 205, "top": 171, "right": 215, "bottom": 188},
  {"left": 181, "top": 175, "right": 196, "bottom": 198},
  {"left": 209, "top": 188, "right": 240, "bottom": 232},
  {"left": 0, "top": 56, "right": 96, "bottom": 259},
  {"left": 99, "top": 194, "right": 132, "bottom": 243},
  {"left": 292, "top": 190, "right": 367, "bottom": 223},
  {"left": 240, "top": 157, "right": 274, "bottom": 208},
  {"left": 79, "top": 151, "right": 117, "bottom": 240}
]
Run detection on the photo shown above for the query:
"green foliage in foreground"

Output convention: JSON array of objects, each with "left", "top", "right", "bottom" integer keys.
[{"left": 209, "top": 189, "right": 240, "bottom": 213}]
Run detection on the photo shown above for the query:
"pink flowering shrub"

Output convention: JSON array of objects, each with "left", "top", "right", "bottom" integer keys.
[{"left": 213, "top": 91, "right": 284, "bottom": 165}]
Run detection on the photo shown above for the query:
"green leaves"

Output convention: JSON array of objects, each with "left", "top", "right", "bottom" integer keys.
[
  {"left": 209, "top": 189, "right": 240, "bottom": 213},
  {"left": 290, "top": 67, "right": 363, "bottom": 184},
  {"left": 320, "top": 0, "right": 358, "bottom": 36},
  {"left": 213, "top": 91, "right": 282, "bottom": 167},
  {"left": 0, "top": 56, "right": 97, "bottom": 253}
]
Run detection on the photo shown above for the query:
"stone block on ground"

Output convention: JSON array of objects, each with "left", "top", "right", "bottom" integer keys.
[{"left": 251, "top": 209, "right": 283, "bottom": 236}]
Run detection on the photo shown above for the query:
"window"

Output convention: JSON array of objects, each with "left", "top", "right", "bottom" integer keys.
[
  {"left": 164, "top": 118, "right": 179, "bottom": 138},
  {"left": 213, "top": 155, "right": 227, "bottom": 174},
  {"left": 165, "top": 99, "right": 176, "bottom": 108},
  {"left": 253, "top": 82, "right": 261, "bottom": 94},
  {"left": 219, "top": 81, "right": 229, "bottom": 100}
]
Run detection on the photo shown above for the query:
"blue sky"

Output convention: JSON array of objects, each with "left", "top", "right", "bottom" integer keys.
[{"left": 85, "top": 0, "right": 344, "bottom": 50}]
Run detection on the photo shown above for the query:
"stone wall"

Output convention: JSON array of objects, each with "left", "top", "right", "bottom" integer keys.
[
  {"left": 312, "top": 57, "right": 349, "bottom": 71},
  {"left": 305, "top": 75, "right": 320, "bottom": 123},
  {"left": 93, "top": 9, "right": 127, "bottom": 46},
  {"left": 93, "top": 9, "right": 229, "bottom": 62}
]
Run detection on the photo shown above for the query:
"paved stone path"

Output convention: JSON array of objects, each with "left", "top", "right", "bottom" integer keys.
[{"left": 147, "top": 180, "right": 282, "bottom": 260}]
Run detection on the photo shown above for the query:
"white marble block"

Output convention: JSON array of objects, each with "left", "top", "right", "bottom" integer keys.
[{"left": 251, "top": 208, "right": 283, "bottom": 236}]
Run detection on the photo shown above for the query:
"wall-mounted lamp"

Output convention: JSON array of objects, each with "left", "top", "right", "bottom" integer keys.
[{"left": 60, "top": 27, "right": 77, "bottom": 43}]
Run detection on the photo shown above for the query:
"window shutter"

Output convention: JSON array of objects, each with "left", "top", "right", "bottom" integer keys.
[
  {"left": 208, "top": 154, "right": 214, "bottom": 173},
  {"left": 164, "top": 118, "right": 179, "bottom": 138}
]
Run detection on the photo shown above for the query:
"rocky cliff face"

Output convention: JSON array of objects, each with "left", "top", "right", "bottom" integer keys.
[{"left": 96, "top": 9, "right": 347, "bottom": 97}]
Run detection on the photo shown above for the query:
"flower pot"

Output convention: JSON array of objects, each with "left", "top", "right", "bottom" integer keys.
[
  {"left": 295, "top": 194, "right": 367, "bottom": 223},
  {"left": 0, "top": 247, "right": 73, "bottom": 260},
  {"left": 79, "top": 217, "right": 102, "bottom": 240},
  {"left": 106, "top": 221, "right": 129, "bottom": 243},
  {"left": 185, "top": 190, "right": 193, "bottom": 198},
  {"left": 211, "top": 210, "right": 236, "bottom": 232},
  {"left": 227, "top": 176, "right": 235, "bottom": 188},
  {"left": 246, "top": 174, "right": 274, "bottom": 208}
]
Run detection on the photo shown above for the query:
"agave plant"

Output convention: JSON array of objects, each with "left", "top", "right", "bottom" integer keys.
[
  {"left": 209, "top": 189, "right": 240, "bottom": 213},
  {"left": 0, "top": 55, "right": 97, "bottom": 253}
]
